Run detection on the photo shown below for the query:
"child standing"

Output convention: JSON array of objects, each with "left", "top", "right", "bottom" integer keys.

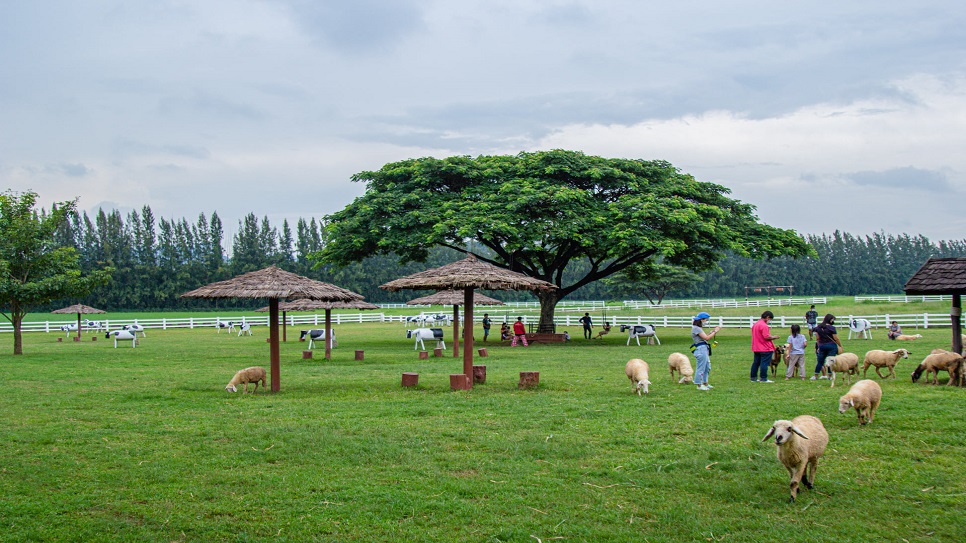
[{"left": 785, "top": 324, "right": 807, "bottom": 380}]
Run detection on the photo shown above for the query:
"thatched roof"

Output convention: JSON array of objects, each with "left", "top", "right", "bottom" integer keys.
[
  {"left": 255, "top": 298, "right": 379, "bottom": 312},
  {"left": 904, "top": 258, "right": 966, "bottom": 294},
  {"left": 182, "top": 266, "right": 364, "bottom": 301},
  {"left": 381, "top": 254, "right": 557, "bottom": 292},
  {"left": 51, "top": 304, "right": 105, "bottom": 314},
  {"left": 406, "top": 290, "right": 505, "bottom": 306}
]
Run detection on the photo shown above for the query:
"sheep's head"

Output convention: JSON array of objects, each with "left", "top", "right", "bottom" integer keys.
[
  {"left": 896, "top": 349, "right": 910, "bottom": 358},
  {"left": 636, "top": 379, "right": 651, "bottom": 395},
  {"left": 838, "top": 396, "right": 854, "bottom": 413},
  {"left": 225, "top": 384, "right": 238, "bottom": 393},
  {"left": 823, "top": 356, "right": 837, "bottom": 368},
  {"left": 762, "top": 420, "right": 809, "bottom": 445}
]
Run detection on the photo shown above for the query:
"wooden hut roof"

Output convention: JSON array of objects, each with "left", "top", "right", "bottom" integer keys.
[
  {"left": 255, "top": 299, "right": 379, "bottom": 312},
  {"left": 904, "top": 258, "right": 966, "bottom": 295},
  {"left": 182, "top": 266, "right": 363, "bottom": 301},
  {"left": 406, "top": 290, "right": 505, "bottom": 306},
  {"left": 51, "top": 304, "right": 105, "bottom": 314},
  {"left": 380, "top": 254, "right": 556, "bottom": 292}
]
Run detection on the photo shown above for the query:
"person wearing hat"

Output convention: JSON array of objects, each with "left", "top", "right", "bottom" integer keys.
[
  {"left": 751, "top": 311, "right": 780, "bottom": 383},
  {"left": 691, "top": 312, "right": 721, "bottom": 391}
]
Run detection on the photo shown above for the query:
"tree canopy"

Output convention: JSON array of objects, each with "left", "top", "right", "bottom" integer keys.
[
  {"left": 0, "top": 191, "right": 112, "bottom": 354},
  {"left": 317, "top": 150, "right": 813, "bottom": 330}
]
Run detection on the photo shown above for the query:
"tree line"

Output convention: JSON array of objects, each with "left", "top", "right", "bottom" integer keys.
[{"left": 48, "top": 206, "right": 966, "bottom": 311}]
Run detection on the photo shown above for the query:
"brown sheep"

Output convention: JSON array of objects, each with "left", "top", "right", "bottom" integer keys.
[
  {"left": 762, "top": 416, "right": 829, "bottom": 503},
  {"left": 225, "top": 366, "right": 268, "bottom": 393},
  {"left": 911, "top": 350, "right": 963, "bottom": 386},
  {"left": 861, "top": 348, "right": 910, "bottom": 379},
  {"left": 838, "top": 379, "right": 882, "bottom": 425}
]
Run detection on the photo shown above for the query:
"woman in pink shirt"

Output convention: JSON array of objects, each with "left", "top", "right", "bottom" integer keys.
[{"left": 751, "top": 311, "right": 780, "bottom": 382}]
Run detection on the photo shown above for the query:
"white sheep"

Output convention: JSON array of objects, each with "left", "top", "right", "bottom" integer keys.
[
  {"left": 861, "top": 348, "right": 910, "bottom": 379},
  {"left": 668, "top": 352, "right": 694, "bottom": 384},
  {"left": 838, "top": 379, "right": 882, "bottom": 425},
  {"left": 237, "top": 322, "right": 252, "bottom": 337},
  {"left": 625, "top": 358, "right": 651, "bottom": 395},
  {"left": 895, "top": 334, "right": 923, "bottom": 341},
  {"left": 105, "top": 330, "right": 138, "bottom": 348},
  {"left": 225, "top": 366, "right": 267, "bottom": 393},
  {"left": 761, "top": 415, "right": 829, "bottom": 503},
  {"left": 824, "top": 352, "right": 859, "bottom": 388},
  {"left": 911, "top": 349, "right": 963, "bottom": 386}
]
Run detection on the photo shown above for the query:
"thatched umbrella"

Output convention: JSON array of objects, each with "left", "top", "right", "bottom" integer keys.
[
  {"left": 406, "top": 290, "right": 505, "bottom": 358},
  {"left": 182, "top": 266, "right": 363, "bottom": 392},
  {"left": 256, "top": 298, "right": 379, "bottom": 359},
  {"left": 51, "top": 304, "right": 105, "bottom": 340},
  {"left": 382, "top": 254, "right": 556, "bottom": 389}
]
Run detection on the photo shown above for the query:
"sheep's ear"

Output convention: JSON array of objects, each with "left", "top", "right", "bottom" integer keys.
[
  {"left": 790, "top": 426, "right": 809, "bottom": 439},
  {"left": 761, "top": 427, "right": 776, "bottom": 442}
]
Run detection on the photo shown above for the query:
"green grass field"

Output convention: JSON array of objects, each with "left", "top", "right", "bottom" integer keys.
[{"left": 1, "top": 304, "right": 963, "bottom": 542}]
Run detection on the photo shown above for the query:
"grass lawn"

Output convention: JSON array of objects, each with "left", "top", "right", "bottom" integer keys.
[{"left": 1, "top": 313, "right": 963, "bottom": 542}]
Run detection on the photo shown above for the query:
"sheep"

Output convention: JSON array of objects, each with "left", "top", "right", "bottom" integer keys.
[
  {"left": 770, "top": 344, "right": 789, "bottom": 376},
  {"left": 215, "top": 321, "right": 235, "bottom": 334},
  {"left": 861, "top": 348, "right": 910, "bottom": 379},
  {"left": 668, "top": 352, "right": 694, "bottom": 384},
  {"left": 896, "top": 334, "right": 923, "bottom": 341},
  {"left": 838, "top": 379, "right": 882, "bottom": 425},
  {"left": 761, "top": 415, "right": 828, "bottom": 503},
  {"left": 225, "top": 366, "right": 267, "bottom": 393},
  {"left": 911, "top": 349, "right": 963, "bottom": 386},
  {"left": 105, "top": 330, "right": 138, "bottom": 348},
  {"left": 619, "top": 324, "right": 660, "bottom": 346},
  {"left": 625, "top": 358, "right": 651, "bottom": 395},
  {"left": 848, "top": 318, "right": 873, "bottom": 340},
  {"left": 237, "top": 322, "right": 252, "bottom": 337},
  {"left": 823, "top": 352, "right": 860, "bottom": 388},
  {"left": 121, "top": 323, "right": 146, "bottom": 337}
]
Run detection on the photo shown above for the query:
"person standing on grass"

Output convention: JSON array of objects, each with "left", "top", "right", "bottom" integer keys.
[
  {"left": 482, "top": 313, "right": 492, "bottom": 342},
  {"left": 751, "top": 310, "right": 780, "bottom": 383},
  {"left": 785, "top": 324, "right": 807, "bottom": 380},
  {"left": 805, "top": 305, "right": 818, "bottom": 339},
  {"left": 812, "top": 314, "right": 843, "bottom": 380},
  {"left": 691, "top": 311, "right": 721, "bottom": 391},
  {"left": 511, "top": 317, "right": 529, "bottom": 347},
  {"left": 579, "top": 312, "right": 593, "bottom": 339}
]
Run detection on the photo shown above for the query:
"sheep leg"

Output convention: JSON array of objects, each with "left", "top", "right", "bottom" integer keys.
[
  {"left": 788, "top": 464, "right": 806, "bottom": 503},
  {"left": 875, "top": 366, "right": 886, "bottom": 379},
  {"left": 887, "top": 366, "right": 896, "bottom": 379},
  {"left": 804, "top": 458, "right": 817, "bottom": 490}
]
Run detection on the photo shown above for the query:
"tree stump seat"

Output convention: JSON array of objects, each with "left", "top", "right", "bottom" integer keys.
[{"left": 519, "top": 371, "right": 540, "bottom": 389}]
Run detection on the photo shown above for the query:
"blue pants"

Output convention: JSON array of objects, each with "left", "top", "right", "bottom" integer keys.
[
  {"left": 751, "top": 351, "right": 773, "bottom": 381},
  {"left": 815, "top": 343, "right": 838, "bottom": 374},
  {"left": 694, "top": 345, "right": 710, "bottom": 384}
]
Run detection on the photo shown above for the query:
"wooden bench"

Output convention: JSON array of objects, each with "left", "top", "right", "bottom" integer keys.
[{"left": 525, "top": 333, "right": 567, "bottom": 344}]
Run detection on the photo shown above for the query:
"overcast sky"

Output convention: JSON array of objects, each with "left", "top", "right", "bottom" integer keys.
[{"left": 3, "top": 1, "right": 966, "bottom": 242}]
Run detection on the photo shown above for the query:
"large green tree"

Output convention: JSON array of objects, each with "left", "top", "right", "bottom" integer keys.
[
  {"left": 0, "top": 191, "right": 112, "bottom": 354},
  {"left": 318, "top": 150, "right": 813, "bottom": 330}
]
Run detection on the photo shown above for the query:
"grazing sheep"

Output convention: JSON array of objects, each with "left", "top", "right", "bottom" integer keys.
[
  {"left": 911, "top": 350, "right": 963, "bottom": 386},
  {"left": 625, "top": 358, "right": 651, "bottom": 395},
  {"left": 225, "top": 366, "right": 267, "bottom": 393},
  {"left": 762, "top": 415, "right": 829, "bottom": 503},
  {"left": 861, "top": 348, "right": 910, "bottom": 379},
  {"left": 668, "top": 352, "right": 694, "bottom": 383},
  {"left": 896, "top": 334, "right": 923, "bottom": 341},
  {"left": 237, "top": 322, "right": 252, "bottom": 337},
  {"left": 770, "top": 344, "right": 789, "bottom": 376},
  {"left": 823, "top": 352, "right": 860, "bottom": 388},
  {"left": 838, "top": 379, "right": 882, "bottom": 425},
  {"left": 105, "top": 330, "right": 138, "bottom": 348}
]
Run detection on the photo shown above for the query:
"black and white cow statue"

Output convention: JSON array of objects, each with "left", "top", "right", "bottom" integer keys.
[
  {"left": 620, "top": 324, "right": 661, "bottom": 346},
  {"left": 407, "top": 327, "right": 446, "bottom": 350},
  {"left": 122, "top": 323, "right": 146, "bottom": 337},
  {"left": 60, "top": 323, "right": 78, "bottom": 336},
  {"left": 85, "top": 320, "right": 106, "bottom": 331},
  {"left": 237, "top": 322, "right": 252, "bottom": 336},
  {"left": 106, "top": 330, "right": 138, "bottom": 348},
  {"left": 215, "top": 321, "right": 235, "bottom": 334},
  {"left": 299, "top": 329, "right": 337, "bottom": 349},
  {"left": 848, "top": 318, "right": 873, "bottom": 340}
]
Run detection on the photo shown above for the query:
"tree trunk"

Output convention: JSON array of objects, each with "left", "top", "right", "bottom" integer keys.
[
  {"left": 12, "top": 302, "right": 23, "bottom": 355},
  {"left": 536, "top": 290, "right": 560, "bottom": 333}
]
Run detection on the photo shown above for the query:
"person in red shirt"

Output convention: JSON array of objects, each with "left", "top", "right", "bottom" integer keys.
[
  {"left": 751, "top": 310, "right": 780, "bottom": 382},
  {"left": 511, "top": 317, "right": 529, "bottom": 347}
]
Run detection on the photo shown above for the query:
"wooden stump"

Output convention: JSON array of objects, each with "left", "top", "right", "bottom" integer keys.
[
  {"left": 92, "top": 336, "right": 97, "bottom": 342},
  {"left": 57, "top": 337, "right": 63, "bottom": 342},
  {"left": 433, "top": 348, "right": 443, "bottom": 357},
  {"left": 299, "top": 338, "right": 305, "bottom": 342},
  {"left": 418, "top": 351, "right": 429, "bottom": 360},
  {"left": 73, "top": 336, "right": 80, "bottom": 342},
  {"left": 472, "top": 365, "right": 487, "bottom": 384},
  {"left": 450, "top": 374, "right": 471, "bottom": 390},
  {"left": 355, "top": 350, "right": 365, "bottom": 361},
  {"left": 477, "top": 348, "right": 488, "bottom": 357},
  {"left": 265, "top": 338, "right": 271, "bottom": 343},
  {"left": 519, "top": 371, "right": 540, "bottom": 389},
  {"left": 302, "top": 350, "right": 313, "bottom": 359},
  {"left": 402, "top": 372, "right": 419, "bottom": 387}
]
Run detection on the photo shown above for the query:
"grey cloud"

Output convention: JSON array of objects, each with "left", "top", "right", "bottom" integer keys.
[
  {"left": 54, "top": 163, "right": 92, "bottom": 177},
  {"left": 158, "top": 91, "right": 264, "bottom": 121},
  {"left": 282, "top": 0, "right": 425, "bottom": 54},
  {"left": 112, "top": 139, "right": 210, "bottom": 160},
  {"left": 529, "top": 3, "right": 597, "bottom": 26},
  {"left": 845, "top": 167, "right": 950, "bottom": 191}
]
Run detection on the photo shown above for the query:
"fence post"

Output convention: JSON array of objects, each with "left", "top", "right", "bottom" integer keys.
[
  {"left": 189, "top": 317, "right": 194, "bottom": 329},
  {"left": 924, "top": 313, "right": 929, "bottom": 329},
  {"left": 162, "top": 318, "right": 167, "bottom": 330}
]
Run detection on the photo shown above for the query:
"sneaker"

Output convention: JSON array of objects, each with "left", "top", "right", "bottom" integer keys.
[
  {"left": 750, "top": 379, "right": 758, "bottom": 383},
  {"left": 762, "top": 380, "right": 775, "bottom": 383},
  {"left": 819, "top": 375, "right": 830, "bottom": 380},
  {"left": 810, "top": 376, "right": 817, "bottom": 380},
  {"left": 705, "top": 384, "right": 713, "bottom": 389},
  {"left": 697, "top": 385, "right": 710, "bottom": 391}
]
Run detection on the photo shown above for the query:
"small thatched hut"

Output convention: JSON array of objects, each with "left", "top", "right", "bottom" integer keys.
[
  {"left": 904, "top": 257, "right": 966, "bottom": 354},
  {"left": 51, "top": 304, "right": 105, "bottom": 340},
  {"left": 406, "top": 290, "right": 504, "bottom": 358}
]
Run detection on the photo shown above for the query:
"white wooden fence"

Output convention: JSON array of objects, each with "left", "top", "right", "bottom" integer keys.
[
  {"left": 622, "top": 297, "right": 827, "bottom": 309},
  {"left": 854, "top": 295, "right": 951, "bottom": 303}
]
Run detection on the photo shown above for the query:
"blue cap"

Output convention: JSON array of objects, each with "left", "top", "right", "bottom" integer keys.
[{"left": 695, "top": 312, "right": 711, "bottom": 320}]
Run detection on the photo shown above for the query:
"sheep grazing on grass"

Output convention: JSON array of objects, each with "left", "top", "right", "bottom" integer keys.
[
  {"left": 225, "top": 366, "right": 267, "bottom": 393},
  {"left": 896, "top": 334, "right": 922, "bottom": 341},
  {"left": 838, "top": 379, "right": 882, "bottom": 425},
  {"left": 762, "top": 415, "right": 829, "bottom": 503},
  {"left": 770, "top": 344, "right": 789, "bottom": 376},
  {"left": 824, "top": 352, "right": 860, "bottom": 388},
  {"left": 861, "top": 348, "right": 910, "bottom": 379},
  {"left": 668, "top": 352, "right": 694, "bottom": 384},
  {"left": 911, "top": 349, "right": 964, "bottom": 386},
  {"left": 625, "top": 358, "right": 651, "bottom": 395}
]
